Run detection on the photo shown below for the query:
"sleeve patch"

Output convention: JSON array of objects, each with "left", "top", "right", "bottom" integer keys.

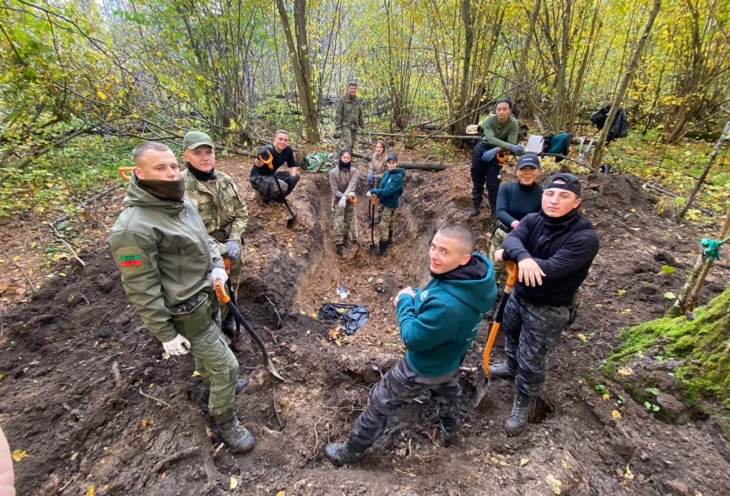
[{"left": 119, "top": 254, "right": 142, "bottom": 267}]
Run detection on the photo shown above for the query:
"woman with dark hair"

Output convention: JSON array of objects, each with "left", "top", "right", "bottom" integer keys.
[
  {"left": 468, "top": 98, "right": 524, "bottom": 218},
  {"left": 329, "top": 150, "right": 360, "bottom": 257}
]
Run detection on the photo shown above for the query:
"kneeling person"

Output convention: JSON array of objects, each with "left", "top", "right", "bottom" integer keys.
[{"left": 325, "top": 224, "right": 497, "bottom": 466}]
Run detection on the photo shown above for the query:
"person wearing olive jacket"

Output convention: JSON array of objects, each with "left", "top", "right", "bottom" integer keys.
[
  {"left": 335, "top": 82, "right": 364, "bottom": 150},
  {"left": 180, "top": 131, "right": 248, "bottom": 338},
  {"left": 108, "top": 142, "right": 254, "bottom": 454}
]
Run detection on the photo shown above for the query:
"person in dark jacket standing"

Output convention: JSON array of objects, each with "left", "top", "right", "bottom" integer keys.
[
  {"left": 324, "top": 224, "right": 497, "bottom": 466},
  {"left": 335, "top": 82, "right": 364, "bottom": 150},
  {"left": 469, "top": 98, "right": 524, "bottom": 218},
  {"left": 367, "top": 153, "right": 405, "bottom": 255},
  {"left": 493, "top": 173, "right": 599, "bottom": 436}
]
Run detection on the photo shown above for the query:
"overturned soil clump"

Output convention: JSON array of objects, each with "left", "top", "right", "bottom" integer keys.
[{"left": 2, "top": 157, "right": 729, "bottom": 495}]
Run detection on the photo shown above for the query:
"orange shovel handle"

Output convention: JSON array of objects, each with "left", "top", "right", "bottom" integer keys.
[
  {"left": 482, "top": 260, "right": 518, "bottom": 376},
  {"left": 118, "top": 167, "right": 134, "bottom": 181}
]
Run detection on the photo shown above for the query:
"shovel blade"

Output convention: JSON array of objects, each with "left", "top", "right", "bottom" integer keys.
[
  {"left": 286, "top": 211, "right": 297, "bottom": 228},
  {"left": 369, "top": 244, "right": 377, "bottom": 256},
  {"left": 472, "top": 368, "right": 491, "bottom": 408}
]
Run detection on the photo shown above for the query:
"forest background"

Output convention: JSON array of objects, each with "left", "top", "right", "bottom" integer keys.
[{"left": 0, "top": 0, "right": 729, "bottom": 223}]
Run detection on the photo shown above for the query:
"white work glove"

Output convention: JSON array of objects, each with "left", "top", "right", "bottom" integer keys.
[
  {"left": 162, "top": 334, "right": 191, "bottom": 356},
  {"left": 337, "top": 196, "right": 347, "bottom": 208},
  {"left": 366, "top": 191, "right": 372, "bottom": 198},
  {"left": 211, "top": 267, "right": 228, "bottom": 285},
  {"left": 348, "top": 192, "right": 356, "bottom": 201}
]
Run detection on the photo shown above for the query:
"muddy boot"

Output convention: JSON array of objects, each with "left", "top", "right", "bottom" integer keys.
[
  {"left": 468, "top": 202, "right": 481, "bottom": 217},
  {"left": 342, "top": 234, "right": 351, "bottom": 248},
  {"left": 336, "top": 243, "right": 346, "bottom": 258},
  {"left": 377, "top": 240, "right": 390, "bottom": 256},
  {"left": 439, "top": 418, "right": 460, "bottom": 447},
  {"left": 489, "top": 361, "right": 517, "bottom": 380},
  {"left": 324, "top": 438, "right": 369, "bottom": 467},
  {"left": 213, "top": 410, "right": 255, "bottom": 453},
  {"left": 504, "top": 392, "right": 535, "bottom": 436},
  {"left": 235, "top": 379, "right": 249, "bottom": 394}
]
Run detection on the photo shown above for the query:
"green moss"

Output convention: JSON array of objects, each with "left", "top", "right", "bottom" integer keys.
[{"left": 602, "top": 288, "right": 730, "bottom": 424}]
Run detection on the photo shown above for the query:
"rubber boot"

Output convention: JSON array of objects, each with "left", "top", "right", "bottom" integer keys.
[
  {"left": 377, "top": 240, "right": 390, "bottom": 256},
  {"left": 504, "top": 392, "right": 535, "bottom": 436},
  {"left": 235, "top": 379, "right": 249, "bottom": 394},
  {"left": 489, "top": 361, "right": 517, "bottom": 380},
  {"left": 213, "top": 410, "right": 255, "bottom": 453},
  {"left": 336, "top": 243, "right": 346, "bottom": 258},
  {"left": 468, "top": 202, "right": 481, "bottom": 217},
  {"left": 439, "top": 418, "right": 460, "bottom": 447},
  {"left": 324, "top": 438, "right": 369, "bottom": 467},
  {"left": 342, "top": 234, "right": 351, "bottom": 248}
]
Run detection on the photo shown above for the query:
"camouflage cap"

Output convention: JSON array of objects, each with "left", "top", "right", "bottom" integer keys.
[
  {"left": 182, "top": 131, "right": 215, "bottom": 150},
  {"left": 347, "top": 80, "right": 359, "bottom": 87}
]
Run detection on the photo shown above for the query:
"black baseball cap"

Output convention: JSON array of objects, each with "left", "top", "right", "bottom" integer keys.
[
  {"left": 545, "top": 173, "right": 581, "bottom": 197},
  {"left": 516, "top": 154, "right": 540, "bottom": 170},
  {"left": 387, "top": 153, "right": 398, "bottom": 162}
]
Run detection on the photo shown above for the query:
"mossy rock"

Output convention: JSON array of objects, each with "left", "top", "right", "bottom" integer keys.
[{"left": 601, "top": 287, "right": 730, "bottom": 435}]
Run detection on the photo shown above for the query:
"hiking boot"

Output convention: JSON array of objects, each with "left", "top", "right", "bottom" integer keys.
[
  {"left": 336, "top": 244, "right": 346, "bottom": 258},
  {"left": 235, "top": 379, "right": 249, "bottom": 394},
  {"left": 377, "top": 240, "right": 390, "bottom": 256},
  {"left": 324, "top": 438, "right": 369, "bottom": 466},
  {"left": 342, "top": 235, "right": 351, "bottom": 248},
  {"left": 439, "top": 419, "right": 460, "bottom": 447},
  {"left": 213, "top": 410, "right": 255, "bottom": 453},
  {"left": 468, "top": 203, "right": 481, "bottom": 217},
  {"left": 504, "top": 392, "right": 535, "bottom": 436},
  {"left": 489, "top": 361, "right": 517, "bottom": 380}
]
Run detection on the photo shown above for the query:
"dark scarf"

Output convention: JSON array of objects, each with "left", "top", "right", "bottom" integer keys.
[
  {"left": 338, "top": 159, "right": 352, "bottom": 171},
  {"left": 186, "top": 163, "right": 216, "bottom": 181},
  {"left": 538, "top": 208, "right": 579, "bottom": 244},
  {"left": 431, "top": 255, "right": 486, "bottom": 281},
  {"left": 136, "top": 175, "right": 185, "bottom": 202}
]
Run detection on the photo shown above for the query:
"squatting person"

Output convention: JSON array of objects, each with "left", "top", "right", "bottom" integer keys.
[{"left": 249, "top": 130, "right": 300, "bottom": 204}]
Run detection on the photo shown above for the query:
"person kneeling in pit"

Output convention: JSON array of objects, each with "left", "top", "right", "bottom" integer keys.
[
  {"left": 324, "top": 224, "right": 497, "bottom": 466},
  {"left": 249, "top": 129, "right": 300, "bottom": 204},
  {"left": 329, "top": 149, "right": 360, "bottom": 258},
  {"left": 366, "top": 153, "right": 405, "bottom": 256}
]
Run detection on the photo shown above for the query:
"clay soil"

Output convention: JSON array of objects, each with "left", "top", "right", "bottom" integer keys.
[{"left": 1, "top": 151, "right": 729, "bottom": 496}]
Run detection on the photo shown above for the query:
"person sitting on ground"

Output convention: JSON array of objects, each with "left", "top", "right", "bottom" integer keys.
[
  {"left": 108, "top": 142, "right": 254, "bottom": 453},
  {"left": 249, "top": 129, "right": 299, "bottom": 204},
  {"left": 469, "top": 98, "right": 525, "bottom": 218},
  {"left": 329, "top": 149, "right": 360, "bottom": 258},
  {"left": 324, "top": 224, "right": 497, "bottom": 466},
  {"left": 492, "top": 173, "right": 599, "bottom": 436},
  {"left": 368, "top": 140, "right": 387, "bottom": 188},
  {"left": 489, "top": 153, "right": 543, "bottom": 283},
  {"left": 180, "top": 131, "right": 248, "bottom": 339},
  {"left": 366, "top": 153, "right": 405, "bottom": 256}
]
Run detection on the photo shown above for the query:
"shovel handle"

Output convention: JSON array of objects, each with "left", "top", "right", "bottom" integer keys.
[
  {"left": 224, "top": 258, "right": 231, "bottom": 273},
  {"left": 214, "top": 280, "right": 230, "bottom": 304},
  {"left": 496, "top": 150, "right": 511, "bottom": 163},
  {"left": 258, "top": 154, "right": 274, "bottom": 170},
  {"left": 119, "top": 167, "right": 134, "bottom": 181},
  {"left": 370, "top": 193, "right": 378, "bottom": 205},
  {"left": 506, "top": 260, "right": 517, "bottom": 289}
]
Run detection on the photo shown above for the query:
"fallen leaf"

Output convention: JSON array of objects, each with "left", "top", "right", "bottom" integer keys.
[
  {"left": 520, "top": 458, "right": 530, "bottom": 466},
  {"left": 192, "top": 370, "right": 201, "bottom": 377},
  {"left": 310, "top": 312, "right": 317, "bottom": 319},
  {"left": 663, "top": 291, "right": 676, "bottom": 299},
  {"left": 624, "top": 464, "right": 634, "bottom": 481},
  {"left": 12, "top": 450, "right": 28, "bottom": 462},
  {"left": 561, "top": 460, "right": 568, "bottom": 469},
  {"left": 617, "top": 289, "right": 627, "bottom": 296},
  {"left": 86, "top": 485, "right": 95, "bottom": 496},
  {"left": 299, "top": 310, "right": 306, "bottom": 315},
  {"left": 0, "top": 374, "right": 4, "bottom": 380},
  {"left": 577, "top": 333, "right": 586, "bottom": 341},
  {"left": 546, "top": 474, "right": 562, "bottom": 494},
  {"left": 617, "top": 366, "right": 633, "bottom": 377},
  {"left": 141, "top": 418, "right": 150, "bottom": 429},
  {"left": 230, "top": 477, "right": 238, "bottom": 490},
  {"left": 276, "top": 491, "right": 286, "bottom": 496},
  {"left": 612, "top": 410, "right": 622, "bottom": 419},
  {"left": 161, "top": 352, "right": 171, "bottom": 360},
  {"left": 335, "top": 339, "right": 342, "bottom": 347},
  {"left": 602, "top": 393, "right": 610, "bottom": 400}
]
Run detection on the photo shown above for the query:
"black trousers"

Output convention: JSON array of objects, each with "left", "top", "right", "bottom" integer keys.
[{"left": 470, "top": 141, "right": 502, "bottom": 214}]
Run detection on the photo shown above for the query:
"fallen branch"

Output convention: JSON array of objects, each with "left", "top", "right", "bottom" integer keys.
[
  {"left": 265, "top": 296, "right": 284, "bottom": 329},
  {"left": 139, "top": 387, "right": 173, "bottom": 408},
  {"left": 52, "top": 183, "right": 124, "bottom": 226},
  {"left": 540, "top": 153, "right": 599, "bottom": 173},
  {"left": 1, "top": 246, "right": 37, "bottom": 295},
  {"left": 48, "top": 223, "right": 86, "bottom": 268},
  {"left": 643, "top": 183, "right": 716, "bottom": 216},
  {"left": 111, "top": 361, "right": 123, "bottom": 388},
  {"left": 152, "top": 447, "right": 201, "bottom": 472}
]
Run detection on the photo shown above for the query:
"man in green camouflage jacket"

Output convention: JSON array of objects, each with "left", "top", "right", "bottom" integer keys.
[
  {"left": 108, "top": 142, "right": 254, "bottom": 454},
  {"left": 335, "top": 82, "right": 364, "bottom": 150},
  {"left": 180, "top": 131, "right": 248, "bottom": 338}
]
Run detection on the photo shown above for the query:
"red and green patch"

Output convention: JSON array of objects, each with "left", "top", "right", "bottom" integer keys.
[{"left": 119, "top": 254, "right": 142, "bottom": 267}]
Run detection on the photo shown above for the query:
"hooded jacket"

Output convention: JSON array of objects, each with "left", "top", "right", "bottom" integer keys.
[
  {"left": 503, "top": 210, "right": 599, "bottom": 306},
  {"left": 396, "top": 253, "right": 497, "bottom": 377},
  {"left": 329, "top": 164, "right": 360, "bottom": 201},
  {"left": 371, "top": 167, "right": 405, "bottom": 208},
  {"left": 107, "top": 174, "right": 224, "bottom": 342}
]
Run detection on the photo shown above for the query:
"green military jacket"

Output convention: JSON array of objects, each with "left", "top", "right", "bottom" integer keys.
[
  {"left": 108, "top": 174, "right": 224, "bottom": 343},
  {"left": 335, "top": 94, "right": 364, "bottom": 131},
  {"left": 181, "top": 167, "right": 248, "bottom": 253},
  {"left": 480, "top": 114, "right": 519, "bottom": 148}
]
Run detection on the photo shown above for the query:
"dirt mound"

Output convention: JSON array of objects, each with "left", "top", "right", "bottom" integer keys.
[{"left": 2, "top": 159, "right": 729, "bottom": 495}]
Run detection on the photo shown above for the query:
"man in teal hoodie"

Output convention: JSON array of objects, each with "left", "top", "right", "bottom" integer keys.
[{"left": 325, "top": 224, "right": 497, "bottom": 466}]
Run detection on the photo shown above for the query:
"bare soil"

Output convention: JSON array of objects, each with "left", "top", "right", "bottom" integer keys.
[{"left": 1, "top": 152, "right": 729, "bottom": 496}]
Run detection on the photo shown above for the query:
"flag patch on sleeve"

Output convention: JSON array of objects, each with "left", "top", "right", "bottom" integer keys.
[{"left": 119, "top": 254, "right": 142, "bottom": 267}]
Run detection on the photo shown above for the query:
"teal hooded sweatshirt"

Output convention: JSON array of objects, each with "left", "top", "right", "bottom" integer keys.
[{"left": 395, "top": 253, "right": 497, "bottom": 377}]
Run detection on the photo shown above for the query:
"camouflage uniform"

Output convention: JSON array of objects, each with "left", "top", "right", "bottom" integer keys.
[
  {"left": 329, "top": 166, "right": 360, "bottom": 240},
  {"left": 182, "top": 168, "right": 248, "bottom": 321},
  {"left": 108, "top": 174, "right": 239, "bottom": 416},
  {"left": 378, "top": 206, "right": 395, "bottom": 243},
  {"left": 336, "top": 94, "right": 364, "bottom": 150},
  {"left": 488, "top": 226, "right": 509, "bottom": 282}
]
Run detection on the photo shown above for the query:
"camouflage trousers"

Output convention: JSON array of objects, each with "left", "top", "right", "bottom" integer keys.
[
  {"left": 171, "top": 293, "right": 239, "bottom": 416},
  {"left": 333, "top": 202, "right": 355, "bottom": 239},
  {"left": 350, "top": 359, "right": 460, "bottom": 449},
  {"left": 342, "top": 127, "right": 358, "bottom": 150},
  {"left": 488, "top": 227, "right": 509, "bottom": 283},
  {"left": 377, "top": 206, "right": 396, "bottom": 243},
  {"left": 501, "top": 292, "right": 571, "bottom": 399}
]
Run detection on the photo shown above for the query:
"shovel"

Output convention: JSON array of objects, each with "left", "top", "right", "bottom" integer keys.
[
  {"left": 473, "top": 260, "right": 517, "bottom": 408},
  {"left": 214, "top": 280, "right": 285, "bottom": 382},
  {"left": 369, "top": 193, "right": 378, "bottom": 256},
  {"left": 259, "top": 153, "right": 297, "bottom": 228}
]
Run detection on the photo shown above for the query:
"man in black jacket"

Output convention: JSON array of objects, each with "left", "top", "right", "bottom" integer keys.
[{"left": 493, "top": 173, "right": 599, "bottom": 435}]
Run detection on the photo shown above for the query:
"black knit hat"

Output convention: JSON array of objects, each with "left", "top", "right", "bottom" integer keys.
[{"left": 545, "top": 173, "right": 581, "bottom": 197}]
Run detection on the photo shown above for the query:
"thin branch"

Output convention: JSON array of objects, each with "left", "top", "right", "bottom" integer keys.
[{"left": 1, "top": 247, "right": 37, "bottom": 295}]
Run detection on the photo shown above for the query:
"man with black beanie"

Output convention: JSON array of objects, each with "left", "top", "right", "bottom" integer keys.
[{"left": 493, "top": 173, "right": 599, "bottom": 436}]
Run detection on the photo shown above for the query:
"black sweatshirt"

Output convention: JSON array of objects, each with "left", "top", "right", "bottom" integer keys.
[
  {"left": 502, "top": 209, "right": 599, "bottom": 306},
  {"left": 250, "top": 144, "right": 296, "bottom": 177},
  {"left": 495, "top": 181, "right": 543, "bottom": 230}
]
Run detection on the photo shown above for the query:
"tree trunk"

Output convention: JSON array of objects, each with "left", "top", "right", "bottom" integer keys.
[{"left": 592, "top": 0, "right": 662, "bottom": 169}]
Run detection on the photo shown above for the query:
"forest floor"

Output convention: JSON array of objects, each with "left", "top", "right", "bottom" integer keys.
[{"left": 1, "top": 145, "right": 729, "bottom": 496}]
